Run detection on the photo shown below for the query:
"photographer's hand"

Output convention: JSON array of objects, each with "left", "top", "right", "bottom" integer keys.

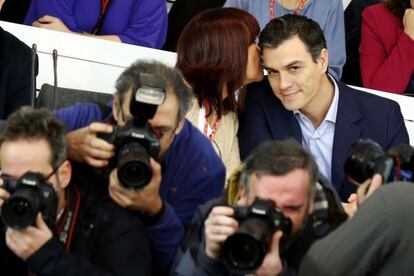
[
  {"left": 5, "top": 214, "right": 53, "bottom": 260},
  {"left": 0, "top": 179, "right": 10, "bottom": 207},
  {"left": 254, "top": 230, "right": 284, "bottom": 276},
  {"left": 342, "top": 193, "right": 358, "bottom": 217},
  {"left": 108, "top": 159, "right": 163, "bottom": 215},
  {"left": 357, "top": 173, "right": 383, "bottom": 206},
  {"left": 66, "top": 122, "right": 114, "bottom": 168},
  {"left": 204, "top": 206, "right": 238, "bottom": 259}
]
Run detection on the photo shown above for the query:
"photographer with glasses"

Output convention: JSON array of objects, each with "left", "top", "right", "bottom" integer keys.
[
  {"left": 0, "top": 107, "right": 151, "bottom": 275},
  {"left": 55, "top": 61, "right": 226, "bottom": 274}
]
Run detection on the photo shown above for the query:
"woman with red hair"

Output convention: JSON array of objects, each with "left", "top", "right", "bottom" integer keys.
[{"left": 177, "top": 8, "right": 264, "bottom": 177}]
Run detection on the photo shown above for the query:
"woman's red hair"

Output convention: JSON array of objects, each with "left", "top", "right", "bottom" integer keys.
[{"left": 176, "top": 8, "right": 260, "bottom": 117}]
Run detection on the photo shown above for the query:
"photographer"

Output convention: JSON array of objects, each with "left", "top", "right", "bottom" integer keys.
[
  {"left": 55, "top": 61, "right": 226, "bottom": 273},
  {"left": 299, "top": 142, "right": 414, "bottom": 275},
  {"left": 299, "top": 177, "right": 414, "bottom": 275},
  {"left": 172, "top": 140, "right": 346, "bottom": 275},
  {"left": 0, "top": 107, "right": 151, "bottom": 275}
]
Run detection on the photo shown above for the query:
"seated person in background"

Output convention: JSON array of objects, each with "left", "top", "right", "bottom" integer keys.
[
  {"left": 360, "top": 0, "right": 414, "bottom": 94},
  {"left": 162, "top": 0, "right": 225, "bottom": 52},
  {"left": 224, "top": 0, "right": 345, "bottom": 79},
  {"left": 0, "top": 25, "right": 33, "bottom": 120},
  {"left": 341, "top": 0, "right": 380, "bottom": 86},
  {"left": 176, "top": 7, "right": 264, "bottom": 177},
  {"left": 171, "top": 140, "right": 346, "bottom": 275},
  {"left": 0, "top": 0, "right": 31, "bottom": 23},
  {"left": 24, "top": 0, "right": 167, "bottom": 48},
  {"left": 299, "top": 175, "right": 414, "bottom": 275},
  {"left": 238, "top": 14, "right": 409, "bottom": 202},
  {"left": 0, "top": 107, "right": 151, "bottom": 275},
  {"left": 55, "top": 60, "right": 226, "bottom": 273}
]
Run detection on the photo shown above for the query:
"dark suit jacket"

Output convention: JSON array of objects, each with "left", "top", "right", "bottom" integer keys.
[
  {"left": 238, "top": 77, "right": 409, "bottom": 201},
  {"left": 0, "top": 27, "right": 33, "bottom": 120}
]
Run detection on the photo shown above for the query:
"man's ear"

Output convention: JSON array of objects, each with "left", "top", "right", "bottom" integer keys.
[
  {"left": 174, "top": 119, "right": 185, "bottom": 135},
  {"left": 57, "top": 160, "right": 72, "bottom": 189},
  {"left": 308, "top": 185, "right": 317, "bottom": 214},
  {"left": 112, "top": 95, "right": 122, "bottom": 123},
  {"left": 318, "top": 48, "right": 329, "bottom": 74},
  {"left": 236, "top": 174, "right": 249, "bottom": 205}
]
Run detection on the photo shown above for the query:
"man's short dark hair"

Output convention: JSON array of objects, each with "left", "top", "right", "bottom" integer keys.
[
  {"left": 258, "top": 14, "right": 327, "bottom": 62},
  {"left": 115, "top": 60, "right": 193, "bottom": 122},
  {"left": 244, "top": 139, "right": 318, "bottom": 188},
  {"left": 0, "top": 107, "right": 67, "bottom": 168}
]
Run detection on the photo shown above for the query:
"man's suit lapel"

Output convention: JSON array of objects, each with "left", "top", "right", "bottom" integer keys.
[{"left": 332, "top": 81, "right": 362, "bottom": 192}]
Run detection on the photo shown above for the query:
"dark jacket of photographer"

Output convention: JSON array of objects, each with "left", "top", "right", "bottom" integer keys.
[
  {"left": 0, "top": 165, "right": 152, "bottom": 276},
  {"left": 170, "top": 176, "right": 347, "bottom": 275}
]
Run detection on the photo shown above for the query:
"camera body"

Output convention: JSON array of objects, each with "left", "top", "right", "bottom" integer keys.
[
  {"left": 100, "top": 72, "right": 166, "bottom": 189},
  {"left": 222, "top": 197, "right": 292, "bottom": 274},
  {"left": 344, "top": 139, "right": 414, "bottom": 183},
  {"left": 1, "top": 171, "right": 58, "bottom": 229},
  {"left": 100, "top": 121, "right": 160, "bottom": 189}
]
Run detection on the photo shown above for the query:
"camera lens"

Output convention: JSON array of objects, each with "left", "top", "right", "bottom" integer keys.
[
  {"left": 344, "top": 139, "right": 385, "bottom": 183},
  {"left": 224, "top": 233, "right": 263, "bottom": 270},
  {"left": 223, "top": 218, "right": 271, "bottom": 274},
  {"left": 1, "top": 188, "right": 40, "bottom": 229},
  {"left": 117, "top": 143, "right": 152, "bottom": 189}
]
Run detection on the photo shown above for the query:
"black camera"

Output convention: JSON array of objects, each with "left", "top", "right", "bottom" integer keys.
[
  {"left": 100, "top": 73, "right": 166, "bottom": 189},
  {"left": 222, "top": 197, "right": 292, "bottom": 274},
  {"left": 1, "top": 171, "right": 58, "bottom": 229},
  {"left": 344, "top": 139, "right": 414, "bottom": 184}
]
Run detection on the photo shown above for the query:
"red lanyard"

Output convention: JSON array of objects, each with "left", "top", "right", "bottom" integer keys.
[
  {"left": 270, "top": 0, "right": 307, "bottom": 19},
  {"left": 92, "top": 0, "right": 112, "bottom": 34},
  {"left": 101, "top": 0, "right": 111, "bottom": 15},
  {"left": 202, "top": 102, "right": 221, "bottom": 142}
]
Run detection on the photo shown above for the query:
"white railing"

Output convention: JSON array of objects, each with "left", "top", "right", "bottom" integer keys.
[
  {"left": 0, "top": 20, "right": 177, "bottom": 94},
  {"left": 1, "top": 20, "right": 412, "bottom": 145}
]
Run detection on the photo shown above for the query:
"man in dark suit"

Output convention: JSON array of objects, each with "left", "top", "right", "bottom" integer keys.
[
  {"left": 238, "top": 14, "right": 409, "bottom": 202},
  {"left": 0, "top": 26, "right": 33, "bottom": 120}
]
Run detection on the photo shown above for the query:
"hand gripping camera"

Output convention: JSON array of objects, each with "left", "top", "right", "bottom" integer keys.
[
  {"left": 344, "top": 139, "right": 414, "bottom": 183},
  {"left": 1, "top": 171, "right": 58, "bottom": 229},
  {"left": 100, "top": 73, "right": 166, "bottom": 189},
  {"left": 222, "top": 197, "right": 292, "bottom": 274}
]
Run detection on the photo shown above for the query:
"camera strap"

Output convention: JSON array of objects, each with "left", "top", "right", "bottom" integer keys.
[{"left": 55, "top": 186, "right": 81, "bottom": 252}]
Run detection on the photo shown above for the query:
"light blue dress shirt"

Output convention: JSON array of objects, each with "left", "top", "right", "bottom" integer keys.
[{"left": 293, "top": 76, "right": 339, "bottom": 183}]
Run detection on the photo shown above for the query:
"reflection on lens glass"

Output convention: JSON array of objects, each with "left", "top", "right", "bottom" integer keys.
[
  {"left": 10, "top": 199, "right": 31, "bottom": 216},
  {"left": 230, "top": 238, "right": 259, "bottom": 268}
]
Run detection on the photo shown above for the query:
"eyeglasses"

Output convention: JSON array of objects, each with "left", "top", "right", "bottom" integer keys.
[{"left": 0, "top": 162, "right": 63, "bottom": 183}]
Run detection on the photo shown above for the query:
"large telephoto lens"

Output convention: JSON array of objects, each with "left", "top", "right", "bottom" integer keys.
[
  {"left": 117, "top": 142, "right": 152, "bottom": 189},
  {"left": 223, "top": 218, "right": 272, "bottom": 274},
  {"left": 1, "top": 188, "right": 40, "bottom": 229}
]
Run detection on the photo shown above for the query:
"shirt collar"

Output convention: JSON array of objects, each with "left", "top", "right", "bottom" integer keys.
[{"left": 293, "top": 74, "right": 339, "bottom": 124}]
